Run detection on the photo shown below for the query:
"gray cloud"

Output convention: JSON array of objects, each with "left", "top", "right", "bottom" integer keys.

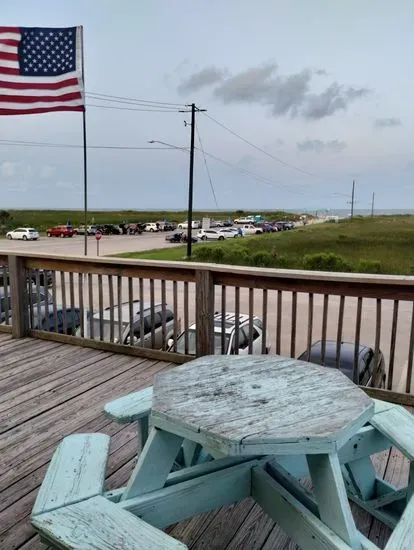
[
  {"left": 177, "top": 66, "right": 228, "bottom": 94},
  {"left": 179, "top": 63, "right": 371, "bottom": 119},
  {"left": 297, "top": 139, "right": 347, "bottom": 153},
  {"left": 375, "top": 117, "right": 401, "bottom": 128}
]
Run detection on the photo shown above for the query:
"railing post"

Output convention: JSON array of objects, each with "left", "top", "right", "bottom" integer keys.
[
  {"left": 8, "top": 255, "right": 29, "bottom": 338},
  {"left": 195, "top": 269, "right": 215, "bottom": 357}
]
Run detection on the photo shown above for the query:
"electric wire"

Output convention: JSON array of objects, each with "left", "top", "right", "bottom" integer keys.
[{"left": 195, "top": 124, "right": 219, "bottom": 209}]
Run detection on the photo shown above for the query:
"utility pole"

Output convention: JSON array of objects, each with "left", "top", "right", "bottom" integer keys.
[
  {"left": 179, "top": 103, "right": 207, "bottom": 257},
  {"left": 371, "top": 192, "right": 375, "bottom": 218},
  {"left": 350, "top": 180, "right": 355, "bottom": 219}
]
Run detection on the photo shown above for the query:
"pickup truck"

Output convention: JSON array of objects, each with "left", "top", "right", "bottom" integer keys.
[
  {"left": 241, "top": 224, "right": 263, "bottom": 235},
  {"left": 46, "top": 225, "right": 75, "bottom": 238}
]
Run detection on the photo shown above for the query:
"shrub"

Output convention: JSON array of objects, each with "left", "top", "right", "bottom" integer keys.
[
  {"left": 274, "top": 254, "right": 290, "bottom": 268},
  {"left": 357, "top": 260, "right": 382, "bottom": 274},
  {"left": 193, "top": 245, "right": 213, "bottom": 262},
  {"left": 251, "top": 251, "right": 274, "bottom": 268},
  {"left": 224, "top": 245, "right": 251, "bottom": 266},
  {"left": 211, "top": 245, "right": 225, "bottom": 263},
  {"left": 303, "top": 252, "right": 353, "bottom": 273}
]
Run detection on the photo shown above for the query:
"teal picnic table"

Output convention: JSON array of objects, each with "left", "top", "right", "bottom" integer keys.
[{"left": 32, "top": 355, "right": 414, "bottom": 550}]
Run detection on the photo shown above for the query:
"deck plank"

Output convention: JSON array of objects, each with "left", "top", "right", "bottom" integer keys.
[{"left": 0, "top": 334, "right": 413, "bottom": 550}]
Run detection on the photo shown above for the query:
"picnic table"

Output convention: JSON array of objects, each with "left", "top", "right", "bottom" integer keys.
[{"left": 31, "top": 355, "right": 414, "bottom": 549}]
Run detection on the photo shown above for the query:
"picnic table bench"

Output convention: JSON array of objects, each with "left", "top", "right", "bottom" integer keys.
[{"left": 31, "top": 355, "right": 414, "bottom": 549}]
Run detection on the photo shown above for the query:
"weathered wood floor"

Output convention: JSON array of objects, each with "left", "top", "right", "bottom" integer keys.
[{"left": 0, "top": 333, "right": 409, "bottom": 549}]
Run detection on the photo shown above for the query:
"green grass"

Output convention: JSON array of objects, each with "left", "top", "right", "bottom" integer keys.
[
  {"left": 0, "top": 209, "right": 302, "bottom": 233},
  {"left": 116, "top": 216, "right": 414, "bottom": 275},
  {"left": 118, "top": 246, "right": 189, "bottom": 261}
]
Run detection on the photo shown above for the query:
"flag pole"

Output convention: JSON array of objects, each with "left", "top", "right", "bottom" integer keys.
[{"left": 80, "top": 25, "right": 88, "bottom": 256}]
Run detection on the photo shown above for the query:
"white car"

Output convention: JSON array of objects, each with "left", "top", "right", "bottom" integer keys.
[
  {"left": 6, "top": 228, "right": 39, "bottom": 241},
  {"left": 168, "top": 312, "right": 270, "bottom": 356},
  {"left": 144, "top": 223, "right": 159, "bottom": 232},
  {"left": 178, "top": 220, "right": 200, "bottom": 230},
  {"left": 197, "top": 229, "right": 233, "bottom": 241},
  {"left": 241, "top": 224, "right": 263, "bottom": 235},
  {"left": 234, "top": 216, "right": 255, "bottom": 224},
  {"left": 218, "top": 228, "right": 239, "bottom": 237}
]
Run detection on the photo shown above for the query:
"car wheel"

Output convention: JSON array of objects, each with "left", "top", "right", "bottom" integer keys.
[
  {"left": 202, "top": 235, "right": 207, "bottom": 240},
  {"left": 256, "top": 230, "right": 261, "bottom": 234},
  {"left": 7, "top": 234, "right": 12, "bottom": 240},
  {"left": 47, "top": 233, "right": 51, "bottom": 237},
  {"left": 219, "top": 236, "right": 224, "bottom": 240},
  {"left": 150, "top": 228, "right": 154, "bottom": 232},
  {"left": 60, "top": 233, "right": 65, "bottom": 238},
  {"left": 22, "top": 235, "right": 27, "bottom": 241}
]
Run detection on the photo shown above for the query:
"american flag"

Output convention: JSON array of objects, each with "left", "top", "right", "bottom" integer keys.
[{"left": 0, "top": 26, "right": 84, "bottom": 115}]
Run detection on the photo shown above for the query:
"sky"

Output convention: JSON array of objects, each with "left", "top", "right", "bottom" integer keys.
[{"left": 1, "top": 0, "right": 413, "bottom": 212}]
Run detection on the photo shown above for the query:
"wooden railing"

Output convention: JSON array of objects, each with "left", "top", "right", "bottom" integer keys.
[{"left": 1, "top": 252, "right": 414, "bottom": 401}]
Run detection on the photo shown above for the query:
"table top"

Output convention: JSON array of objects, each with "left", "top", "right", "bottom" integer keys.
[{"left": 151, "top": 355, "right": 374, "bottom": 456}]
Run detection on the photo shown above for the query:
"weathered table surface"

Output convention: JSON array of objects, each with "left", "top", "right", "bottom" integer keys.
[{"left": 151, "top": 355, "right": 374, "bottom": 456}]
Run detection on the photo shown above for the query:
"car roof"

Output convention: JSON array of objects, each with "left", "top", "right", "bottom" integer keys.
[
  {"left": 298, "top": 340, "right": 371, "bottom": 369},
  {"left": 93, "top": 300, "right": 171, "bottom": 321},
  {"left": 187, "top": 312, "right": 258, "bottom": 334}
]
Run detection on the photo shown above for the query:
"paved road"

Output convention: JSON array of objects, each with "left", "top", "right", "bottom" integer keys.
[{"left": 0, "top": 230, "right": 412, "bottom": 392}]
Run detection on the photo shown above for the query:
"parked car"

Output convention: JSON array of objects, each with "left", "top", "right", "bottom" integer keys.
[
  {"left": 234, "top": 216, "right": 255, "bottom": 224},
  {"left": 145, "top": 223, "right": 159, "bottom": 232},
  {"left": 4, "top": 304, "right": 80, "bottom": 334},
  {"left": 78, "top": 300, "right": 179, "bottom": 349},
  {"left": 95, "top": 224, "right": 122, "bottom": 235},
  {"left": 0, "top": 285, "right": 52, "bottom": 323},
  {"left": 165, "top": 231, "right": 185, "bottom": 243},
  {"left": 0, "top": 267, "right": 52, "bottom": 287},
  {"left": 6, "top": 227, "right": 39, "bottom": 241},
  {"left": 241, "top": 224, "right": 263, "bottom": 235},
  {"left": 177, "top": 220, "right": 200, "bottom": 230},
  {"left": 168, "top": 312, "right": 270, "bottom": 356},
  {"left": 46, "top": 225, "right": 75, "bottom": 238},
  {"left": 297, "top": 340, "right": 386, "bottom": 388},
  {"left": 197, "top": 229, "right": 228, "bottom": 241},
  {"left": 74, "top": 224, "right": 98, "bottom": 236},
  {"left": 218, "top": 228, "right": 239, "bottom": 237}
]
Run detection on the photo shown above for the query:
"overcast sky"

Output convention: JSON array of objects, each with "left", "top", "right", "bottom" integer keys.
[{"left": 1, "top": 1, "right": 413, "bottom": 212}]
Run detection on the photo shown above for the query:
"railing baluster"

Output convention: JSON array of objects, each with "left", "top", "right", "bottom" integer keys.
[
  {"left": 234, "top": 287, "right": 240, "bottom": 354},
  {"left": 261, "top": 289, "right": 268, "bottom": 354},
  {"left": 88, "top": 273, "right": 94, "bottom": 340},
  {"left": 150, "top": 279, "right": 155, "bottom": 349},
  {"left": 98, "top": 274, "right": 104, "bottom": 341},
  {"left": 128, "top": 277, "right": 134, "bottom": 347},
  {"left": 69, "top": 271, "right": 75, "bottom": 334},
  {"left": 184, "top": 281, "right": 189, "bottom": 355},
  {"left": 353, "top": 297, "right": 363, "bottom": 384},
  {"left": 36, "top": 270, "right": 42, "bottom": 331},
  {"left": 306, "top": 293, "right": 314, "bottom": 362},
  {"left": 60, "top": 271, "right": 67, "bottom": 334},
  {"left": 336, "top": 296, "right": 345, "bottom": 368},
  {"left": 290, "top": 291, "right": 297, "bottom": 358},
  {"left": 52, "top": 271, "right": 58, "bottom": 334},
  {"left": 3, "top": 265, "right": 9, "bottom": 325},
  {"left": 321, "top": 294, "right": 329, "bottom": 366},
  {"left": 406, "top": 303, "right": 414, "bottom": 393},
  {"left": 78, "top": 273, "right": 84, "bottom": 338},
  {"left": 161, "top": 279, "right": 166, "bottom": 350},
  {"left": 374, "top": 298, "right": 381, "bottom": 379},
  {"left": 117, "top": 276, "right": 123, "bottom": 344},
  {"left": 248, "top": 287, "right": 254, "bottom": 355},
  {"left": 173, "top": 280, "right": 178, "bottom": 352},
  {"left": 388, "top": 300, "right": 399, "bottom": 390},
  {"left": 108, "top": 275, "right": 114, "bottom": 343},
  {"left": 221, "top": 285, "right": 226, "bottom": 355},
  {"left": 139, "top": 278, "right": 144, "bottom": 347},
  {"left": 276, "top": 290, "right": 282, "bottom": 355}
]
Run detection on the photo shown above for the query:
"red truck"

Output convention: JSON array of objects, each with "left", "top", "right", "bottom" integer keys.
[{"left": 46, "top": 225, "right": 75, "bottom": 238}]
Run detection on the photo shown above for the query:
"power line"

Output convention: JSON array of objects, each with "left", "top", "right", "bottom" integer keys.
[
  {"left": 86, "top": 91, "right": 185, "bottom": 108},
  {"left": 203, "top": 112, "right": 325, "bottom": 180},
  {"left": 0, "top": 139, "right": 180, "bottom": 150},
  {"left": 87, "top": 103, "right": 180, "bottom": 113},
  {"left": 195, "top": 124, "right": 219, "bottom": 210}
]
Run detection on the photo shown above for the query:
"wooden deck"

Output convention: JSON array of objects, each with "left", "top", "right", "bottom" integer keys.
[{"left": 0, "top": 333, "right": 409, "bottom": 549}]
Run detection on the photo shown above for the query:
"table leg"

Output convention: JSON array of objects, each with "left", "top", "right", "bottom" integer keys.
[
  {"left": 307, "top": 453, "right": 362, "bottom": 549},
  {"left": 121, "top": 427, "right": 183, "bottom": 501}
]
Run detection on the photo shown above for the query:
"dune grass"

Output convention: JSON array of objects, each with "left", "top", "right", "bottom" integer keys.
[{"left": 116, "top": 216, "right": 414, "bottom": 275}]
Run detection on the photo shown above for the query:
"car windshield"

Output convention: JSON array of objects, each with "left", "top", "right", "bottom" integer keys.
[
  {"left": 91, "top": 318, "right": 129, "bottom": 342},
  {"left": 175, "top": 329, "right": 230, "bottom": 355}
]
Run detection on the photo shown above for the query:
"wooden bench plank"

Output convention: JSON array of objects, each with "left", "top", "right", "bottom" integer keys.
[
  {"left": 32, "top": 433, "right": 110, "bottom": 516},
  {"left": 104, "top": 386, "right": 153, "bottom": 423},
  {"left": 370, "top": 402, "right": 414, "bottom": 460},
  {"left": 32, "top": 495, "right": 187, "bottom": 549},
  {"left": 384, "top": 495, "right": 414, "bottom": 549}
]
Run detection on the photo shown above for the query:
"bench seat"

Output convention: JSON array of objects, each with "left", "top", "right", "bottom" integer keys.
[
  {"left": 32, "top": 433, "right": 110, "bottom": 516},
  {"left": 104, "top": 386, "right": 153, "bottom": 423},
  {"left": 32, "top": 495, "right": 187, "bottom": 549}
]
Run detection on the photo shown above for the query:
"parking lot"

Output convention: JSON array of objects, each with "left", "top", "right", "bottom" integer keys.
[{"left": 0, "top": 231, "right": 177, "bottom": 256}]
